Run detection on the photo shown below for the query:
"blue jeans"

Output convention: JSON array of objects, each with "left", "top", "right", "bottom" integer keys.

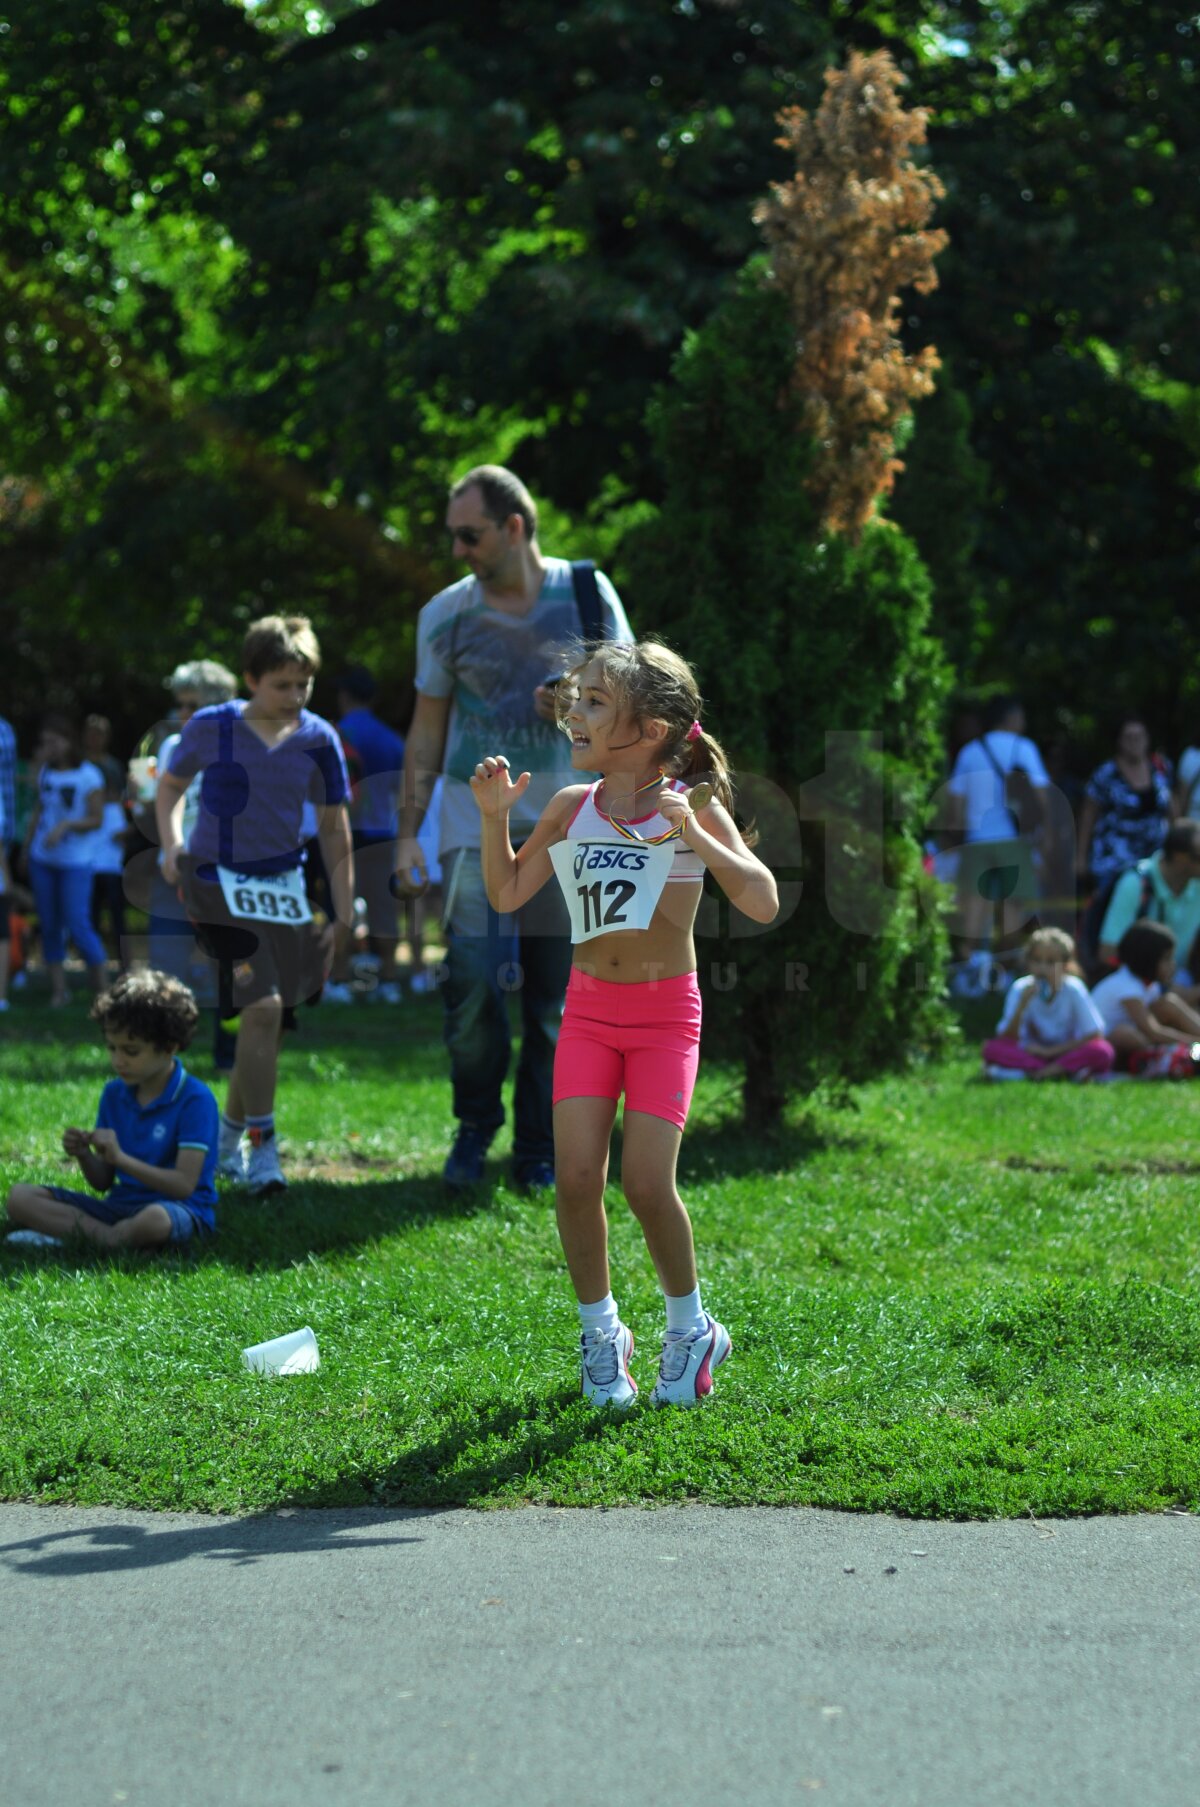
[
  {"left": 441, "top": 847, "right": 573, "bottom": 1170},
  {"left": 29, "top": 859, "right": 107, "bottom": 967}
]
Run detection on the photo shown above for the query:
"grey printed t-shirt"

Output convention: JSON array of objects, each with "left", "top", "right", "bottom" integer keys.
[{"left": 416, "top": 558, "right": 633, "bottom": 853}]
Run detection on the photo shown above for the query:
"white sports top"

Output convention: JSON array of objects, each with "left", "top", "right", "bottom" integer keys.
[{"left": 563, "top": 780, "right": 707, "bottom": 882}]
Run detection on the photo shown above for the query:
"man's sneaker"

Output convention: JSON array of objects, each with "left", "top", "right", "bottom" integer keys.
[
  {"left": 580, "top": 1323, "right": 637, "bottom": 1410},
  {"left": 651, "top": 1315, "right": 731, "bottom": 1407},
  {"left": 984, "top": 1064, "right": 1027, "bottom": 1082},
  {"left": 5, "top": 1229, "right": 64, "bottom": 1249},
  {"left": 443, "top": 1124, "right": 494, "bottom": 1188},
  {"left": 323, "top": 981, "right": 355, "bottom": 1005},
  {"left": 409, "top": 968, "right": 438, "bottom": 996},
  {"left": 245, "top": 1132, "right": 287, "bottom": 1197},
  {"left": 375, "top": 981, "right": 403, "bottom": 1005},
  {"left": 513, "top": 1160, "right": 555, "bottom": 1194}
]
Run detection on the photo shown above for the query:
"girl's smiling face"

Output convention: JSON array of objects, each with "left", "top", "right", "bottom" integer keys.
[{"left": 564, "top": 661, "right": 643, "bottom": 768}]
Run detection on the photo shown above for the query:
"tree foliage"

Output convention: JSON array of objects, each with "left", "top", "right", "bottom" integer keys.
[
  {"left": 628, "top": 272, "right": 951, "bottom": 1125},
  {"left": 0, "top": 1, "right": 1197, "bottom": 759},
  {"left": 626, "top": 45, "right": 955, "bottom": 1125}
]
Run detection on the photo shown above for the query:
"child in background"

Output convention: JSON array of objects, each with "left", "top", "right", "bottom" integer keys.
[
  {"left": 156, "top": 616, "right": 354, "bottom": 1196},
  {"left": 1090, "top": 922, "right": 1200, "bottom": 1073},
  {"left": 22, "top": 715, "right": 108, "bottom": 1006},
  {"left": 471, "top": 639, "right": 778, "bottom": 1409},
  {"left": 90, "top": 770, "right": 130, "bottom": 971},
  {"left": 983, "top": 927, "right": 1114, "bottom": 1081},
  {"left": 3, "top": 970, "right": 219, "bottom": 1250}
]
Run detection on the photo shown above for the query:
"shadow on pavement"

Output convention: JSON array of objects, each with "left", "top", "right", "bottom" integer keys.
[{"left": 0, "top": 1510, "right": 434, "bottom": 1576}]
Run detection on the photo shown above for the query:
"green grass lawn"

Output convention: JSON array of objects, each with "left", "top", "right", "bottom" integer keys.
[{"left": 2, "top": 989, "right": 1198, "bottom": 1517}]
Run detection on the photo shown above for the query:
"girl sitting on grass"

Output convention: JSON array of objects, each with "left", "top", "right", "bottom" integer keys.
[
  {"left": 1090, "top": 921, "right": 1200, "bottom": 1075},
  {"left": 470, "top": 639, "right": 778, "bottom": 1410},
  {"left": 982, "top": 926, "right": 1114, "bottom": 1081}
]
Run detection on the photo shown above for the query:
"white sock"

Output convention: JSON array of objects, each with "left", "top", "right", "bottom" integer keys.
[
  {"left": 578, "top": 1293, "right": 620, "bottom": 1338},
  {"left": 665, "top": 1287, "right": 707, "bottom": 1337}
]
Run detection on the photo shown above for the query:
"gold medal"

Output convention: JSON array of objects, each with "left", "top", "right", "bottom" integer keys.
[{"left": 689, "top": 781, "right": 713, "bottom": 812}]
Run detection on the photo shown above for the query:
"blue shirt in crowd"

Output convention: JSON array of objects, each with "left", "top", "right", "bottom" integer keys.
[
  {"left": 338, "top": 707, "right": 405, "bottom": 842},
  {"left": 95, "top": 1061, "right": 220, "bottom": 1230}
]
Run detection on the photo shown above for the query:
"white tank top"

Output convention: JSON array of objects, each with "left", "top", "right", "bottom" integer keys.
[{"left": 563, "top": 780, "right": 707, "bottom": 883}]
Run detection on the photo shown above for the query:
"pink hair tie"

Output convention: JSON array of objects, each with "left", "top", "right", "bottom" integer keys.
[{"left": 686, "top": 720, "right": 702, "bottom": 742}]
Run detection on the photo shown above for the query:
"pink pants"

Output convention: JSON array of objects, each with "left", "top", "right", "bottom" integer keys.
[{"left": 982, "top": 1036, "right": 1115, "bottom": 1076}]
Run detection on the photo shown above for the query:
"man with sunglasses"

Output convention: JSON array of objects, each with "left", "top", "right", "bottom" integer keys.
[{"left": 395, "top": 464, "right": 633, "bottom": 1192}]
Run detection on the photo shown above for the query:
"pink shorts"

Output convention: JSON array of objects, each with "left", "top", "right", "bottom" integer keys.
[{"left": 554, "top": 968, "right": 702, "bottom": 1130}]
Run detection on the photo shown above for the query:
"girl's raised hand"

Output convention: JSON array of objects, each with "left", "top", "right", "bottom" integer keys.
[{"left": 470, "top": 755, "right": 532, "bottom": 817}]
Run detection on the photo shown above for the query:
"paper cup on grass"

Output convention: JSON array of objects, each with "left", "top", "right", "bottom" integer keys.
[{"left": 242, "top": 1326, "right": 320, "bottom": 1376}]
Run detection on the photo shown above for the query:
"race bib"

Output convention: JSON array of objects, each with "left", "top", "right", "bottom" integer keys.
[
  {"left": 216, "top": 865, "right": 312, "bottom": 926},
  {"left": 549, "top": 840, "right": 674, "bottom": 945}
]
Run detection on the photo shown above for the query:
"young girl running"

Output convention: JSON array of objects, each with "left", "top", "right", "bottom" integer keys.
[{"left": 470, "top": 639, "right": 778, "bottom": 1408}]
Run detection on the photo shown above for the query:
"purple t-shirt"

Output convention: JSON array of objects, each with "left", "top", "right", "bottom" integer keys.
[{"left": 166, "top": 702, "right": 349, "bottom": 877}]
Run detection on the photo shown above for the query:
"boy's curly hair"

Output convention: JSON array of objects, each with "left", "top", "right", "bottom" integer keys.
[{"left": 91, "top": 970, "right": 200, "bottom": 1051}]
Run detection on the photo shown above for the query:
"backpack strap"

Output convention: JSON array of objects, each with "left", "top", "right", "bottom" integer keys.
[
  {"left": 571, "top": 560, "right": 610, "bottom": 645},
  {"left": 977, "top": 733, "right": 1021, "bottom": 835}
]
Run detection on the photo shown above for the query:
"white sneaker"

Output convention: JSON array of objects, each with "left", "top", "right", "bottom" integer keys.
[
  {"left": 409, "top": 969, "right": 438, "bottom": 996},
  {"left": 323, "top": 981, "right": 355, "bottom": 1005},
  {"left": 375, "top": 981, "right": 403, "bottom": 1005},
  {"left": 6, "top": 1229, "right": 64, "bottom": 1248},
  {"left": 580, "top": 1323, "right": 637, "bottom": 1410},
  {"left": 651, "top": 1315, "right": 731, "bottom": 1407},
  {"left": 245, "top": 1134, "right": 287, "bottom": 1197},
  {"left": 984, "top": 1064, "right": 1027, "bottom": 1082}
]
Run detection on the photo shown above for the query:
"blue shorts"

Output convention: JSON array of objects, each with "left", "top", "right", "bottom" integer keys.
[{"left": 44, "top": 1187, "right": 208, "bottom": 1245}]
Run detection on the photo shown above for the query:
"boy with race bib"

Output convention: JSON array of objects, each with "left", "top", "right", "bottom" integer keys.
[
  {"left": 471, "top": 639, "right": 778, "bottom": 1408},
  {"left": 156, "top": 617, "right": 353, "bottom": 1196}
]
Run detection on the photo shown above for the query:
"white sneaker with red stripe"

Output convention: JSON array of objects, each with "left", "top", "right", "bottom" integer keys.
[
  {"left": 651, "top": 1315, "right": 731, "bottom": 1407},
  {"left": 580, "top": 1323, "right": 637, "bottom": 1410},
  {"left": 245, "top": 1130, "right": 287, "bottom": 1197}
]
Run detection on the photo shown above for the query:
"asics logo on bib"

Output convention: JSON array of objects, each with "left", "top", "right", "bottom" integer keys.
[{"left": 572, "top": 844, "right": 650, "bottom": 881}]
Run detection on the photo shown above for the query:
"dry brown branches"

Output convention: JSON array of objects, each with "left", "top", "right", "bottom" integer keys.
[{"left": 754, "top": 50, "right": 948, "bottom": 538}]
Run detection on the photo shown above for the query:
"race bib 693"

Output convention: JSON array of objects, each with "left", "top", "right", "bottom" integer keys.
[{"left": 216, "top": 865, "right": 312, "bottom": 926}]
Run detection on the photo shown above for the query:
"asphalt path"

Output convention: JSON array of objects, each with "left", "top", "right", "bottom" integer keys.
[{"left": 1, "top": 1502, "right": 1197, "bottom": 1807}]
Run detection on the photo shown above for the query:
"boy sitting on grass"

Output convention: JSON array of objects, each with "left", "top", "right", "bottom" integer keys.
[{"left": 4, "top": 970, "right": 219, "bottom": 1251}]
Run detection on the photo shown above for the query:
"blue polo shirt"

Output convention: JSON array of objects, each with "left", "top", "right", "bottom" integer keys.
[{"left": 95, "top": 1062, "right": 220, "bottom": 1230}]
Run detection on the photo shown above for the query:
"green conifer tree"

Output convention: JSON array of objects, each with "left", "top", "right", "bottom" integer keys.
[{"left": 624, "top": 55, "right": 953, "bottom": 1127}]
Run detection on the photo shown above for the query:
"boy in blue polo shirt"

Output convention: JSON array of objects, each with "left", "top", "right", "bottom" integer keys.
[{"left": 4, "top": 970, "right": 219, "bottom": 1250}]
